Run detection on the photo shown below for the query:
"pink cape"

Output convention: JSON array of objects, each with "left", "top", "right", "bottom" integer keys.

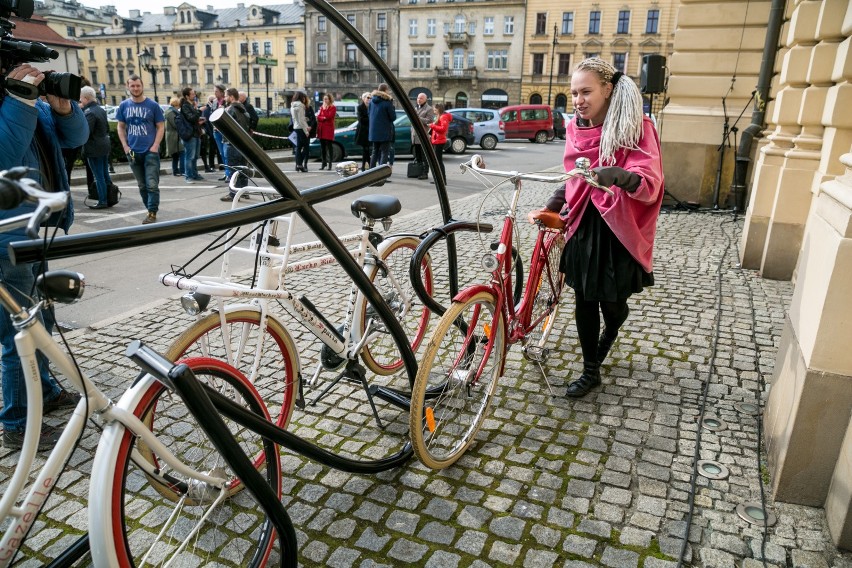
[{"left": 559, "top": 116, "right": 664, "bottom": 272}]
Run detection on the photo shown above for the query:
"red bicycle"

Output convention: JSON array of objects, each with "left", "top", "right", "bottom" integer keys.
[{"left": 409, "top": 155, "right": 613, "bottom": 469}]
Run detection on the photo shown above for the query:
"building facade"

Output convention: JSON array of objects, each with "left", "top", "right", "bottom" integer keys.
[
  {"left": 520, "top": 0, "right": 677, "bottom": 112},
  {"left": 35, "top": 0, "right": 116, "bottom": 41},
  {"left": 395, "top": 0, "right": 526, "bottom": 108},
  {"left": 302, "top": 0, "right": 399, "bottom": 103},
  {"left": 69, "top": 2, "right": 303, "bottom": 111},
  {"left": 8, "top": 15, "right": 84, "bottom": 76}
]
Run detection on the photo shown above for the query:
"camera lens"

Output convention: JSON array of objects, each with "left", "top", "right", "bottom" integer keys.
[{"left": 38, "top": 71, "right": 82, "bottom": 101}]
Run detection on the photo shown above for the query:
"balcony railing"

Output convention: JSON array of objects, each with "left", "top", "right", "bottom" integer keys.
[
  {"left": 437, "top": 67, "right": 476, "bottom": 79},
  {"left": 337, "top": 60, "right": 360, "bottom": 69},
  {"left": 445, "top": 32, "right": 470, "bottom": 45}
]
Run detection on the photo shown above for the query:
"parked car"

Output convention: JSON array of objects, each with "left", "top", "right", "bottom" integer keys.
[
  {"left": 269, "top": 108, "right": 291, "bottom": 119},
  {"left": 447, "top": 107, "right": 505, "bottom": 150},
  {"left": 498, "top": 104, "right": 554, "bottom": 143},
  {"left": 308, "top": 112, "right": 474, "bottom": 161},
  {"left": 333, "top": 101, "right": 359, "bottom": 118}
]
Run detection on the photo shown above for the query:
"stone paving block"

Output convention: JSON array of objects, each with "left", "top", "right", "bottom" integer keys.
[
  {"left": 387, "top": 539, "right": 429, "bottom": 563},
  {"left": 792, "top": 550, "right": 830, "bottom": 568},
  {"left": 523, "top": 548, "right": 560, "bottom": 567},
  {"left": 601, "top": 546, "right": 640, "bottom": 568},
  {"left": 455, "top": 529, "right": 488, "bottom": 556},
  {"left": 424, "top": 550, "right": 462, "bottom": 568},
  {"left": 417, "top": 520, "right": 456, "bottom": 545},
  {"left": 564, "top": 533, "right": 598, "bottom": 557},
  {"left": 577, "top": 518, "right": 612, "bottom": 539}
]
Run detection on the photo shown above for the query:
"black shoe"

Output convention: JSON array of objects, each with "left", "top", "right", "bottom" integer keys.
[
  {"left": 3, "top": 425, "right": 62, "bottom": 451},
  {"left": 418, "top": 175, "right": 428, "bottom": 180},
  {"left": 220, "top": 194, "right": 236, "bottom": 201},
  {"left": 597, "top": 330, "right": 618, "bottom": 366},
  {"left": 88, "top": 203, "right": 109, "bottom": 209},
  {"left": 218, "top": 175, "right": 228, "bottom": 181},
  {"left": 44, "top": 389, "right": 81, "bottom": 413},
  {"left": 565, "top": 364, "right": 601, "bottom": 398}
]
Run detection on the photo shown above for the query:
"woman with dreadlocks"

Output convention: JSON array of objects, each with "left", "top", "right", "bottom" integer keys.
[{"left": 529, "top": 57, "right": 664, "bottom": 399}]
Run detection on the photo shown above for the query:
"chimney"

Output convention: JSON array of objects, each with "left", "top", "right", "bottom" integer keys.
[
  {"left": 164, "top": 6, "right": 175, "bottom": 14},
  {"left": 237, "top": 3, "right": 244, "bottom": 8},
  {"left": 207, "top": 5, "right": 213, "bottom": 10},
  {"left": 129, "top": 9, "right": 140, "bottom": 17}
]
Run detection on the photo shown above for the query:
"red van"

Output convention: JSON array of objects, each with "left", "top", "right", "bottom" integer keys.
[{"left": 498, "top": 104, "right": 555, "bottom": 143}]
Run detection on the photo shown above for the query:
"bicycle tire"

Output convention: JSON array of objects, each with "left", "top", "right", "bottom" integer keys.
[
  {"left": 360, "top": 236, "right": 433, "bottom": 376},
  {"left": 165, "top": 308, "right": 300, "bottom": 430},
  {"left": 409, "top": 291, "right": 505, "bottom": 469},
  {"left": 524, "top": 230, "right": 566, "bottom": 355},
  {"left": 92, "top": 357, "right": 281, "bottom": 567}
]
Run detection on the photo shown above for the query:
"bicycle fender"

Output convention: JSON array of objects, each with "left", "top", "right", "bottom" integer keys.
[{"left": 452, "top": 284, "right": 496, "bottom": 304}]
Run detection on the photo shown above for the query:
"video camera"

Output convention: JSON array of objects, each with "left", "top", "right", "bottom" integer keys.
[{"left": 0, "top": 0, "right": 82, "bottom": 101}]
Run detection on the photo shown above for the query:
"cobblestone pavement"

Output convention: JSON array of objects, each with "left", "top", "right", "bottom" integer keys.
[{"left": 2, "top": 176, "right": 852, "bottom": 567}]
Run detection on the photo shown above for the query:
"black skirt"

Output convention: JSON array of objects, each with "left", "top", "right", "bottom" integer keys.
[{"left": 560, "top": 204, "right": 653, "bottom": 302}]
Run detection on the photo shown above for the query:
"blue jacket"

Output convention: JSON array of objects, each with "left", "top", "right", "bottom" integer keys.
[
  {"left": 367, "top": 90, "right": 396, "bottom": 143},
  {"left": 0, "top": 96, "right": 88, "bottom": 258}
]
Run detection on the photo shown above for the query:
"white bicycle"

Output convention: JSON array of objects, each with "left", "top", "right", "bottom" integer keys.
[{"left": 159, "top": 166, "right": 434, "bottom": 429}]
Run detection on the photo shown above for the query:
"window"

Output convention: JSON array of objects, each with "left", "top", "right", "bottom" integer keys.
[
  {"left": 443, "top": 22, "right": 450, "bottom": 35},
  {"left": 467, "top": 51, "right": 475, "bottom": 67},
  {"left": 189, "top": 45, "right": 196, "bottom": 58},
  {"left": 287, "top": 67, "right": 296, "bottom": 83},
  {"left": 182, "top": 69, "right": 189, "bottom": 84},
  {"left": 412, "top": 50, "right": 431, "bottom": 69},
  {"left": 240, "top": 69, "right": 248, "bottom": 84},
  {"left": 377, "top": 13, "right": 387, "bottom": 30},
  {"left": 220, "top": 43, "right": 228, "bottom": 57},
  {"left": 531, "top": 53, "right": 544, "bottom": 75},
  {"left": 90, "top": 70, "right": 98, "bottom": 85},
  {"left": 190, "top": 69, "right": 197, "bottom": 84},
  {"left": 427, "top": 18, "right": 436, "bottom": 36},
  {"left": 589, "top": 11, "right": 601, "bottom": 34},
  {"left": 106, "top": 48, "right": 112, "bottom": 60},
  {"left": 558, "top": 53, "right": 571, "bottom": 75},
  {"left": 116, "top": 48, "right": 122, "bottom": 60},
  {"left": 107, "top": 70, "right": 114, "bottom": 84},
  {"left": 127, "top": 48, "right": 133, "bottom": 59},
  {"left": 251, "top": 42, "right": 259, "bottom": 56},
  {"left": 442, "top": 51, "right": 449, "bottom": 68},
  {"left": 317, "top": 42, "right": 327, "bottom": 64},
  {"left": 253, "top": 68, "right": 260, "bottom": 83},
  {"left": 377, "top": 38, "right": 387, "bottom": 60},
  {"left": 409, "top": 18, "right": 417, "bottom": 36},
  {"left": 484, "top": 17, "right": 494, "bottom": 35},
  {"left": 286, "top": 40, "right": 295, "bottom": 55},
  {"left": 206, "top": 68, "right": 214, "bottom": 84},
  {"left": 318, "top": 15, "right": 326, "bottom": 32},
  {"left": 163, "top": 69, "right": 171, "bottom": 84},
  {"left": 66, "top": 26, "right": 76, "bottom": 37},
  {"left": 617, "top": 10, "right": 630, "bottom": 34},
  {"left": 486, "top": 49, "right": 508, "bottom": 70},
  {"left": 180, "top": 45, "right": 186, "bottom": 58},
  {"left": 205, "top": 44, "right": 213, "bottom": 57},
  {"left": 562, "top": 12, "right": 574, "bottom": 35},
  {"left": 535, "top": 13, "right": 547, "bottom": 35},
  {"left": 646, "top": 9, "right": 660, "bottom": 34},
  {"left": 264, "top": 41, "right": 272, "bottom": 55},
  {"left": 613, "top": 53, "right": 626, "bottom": 73},
  {"left": 504, "top": 16, "right": 514, "bottom": 34},
  {"left": 88, "top": 48, "right": 95, "bottom": 60},
  {"left": 346, "top": 43, "right": 357, "bottom": 63},
  {"left": 454, "top": 15, "right": 465, "bottom": 33},
  {"left": 221, "top": 69, "right": 229, "bottom": 83},
  {"left": 316, "top": 72, "right": 326, "bottom": 82},
  {"left": 468, "top": 22, "right": 475, "bottom": 35},
  {"left": 346, "top": 14, "right": 356, "bottom": 26}
]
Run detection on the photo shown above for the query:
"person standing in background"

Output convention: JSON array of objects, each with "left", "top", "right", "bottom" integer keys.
[
  {"left": 290, "top": 92, "right": 310, "bottom": 172},
  {"left": 411, "top": 92, "right": 433, "bottom": 180},
  {"left": 116, "top": 74, "right": 164, "bottom": 225},
  {"left": 316, "top": 94, "right": 337, "bottom": 170},
  {"left": 179, "top": 86, "right": 203, "bottom": 183},
  {"left": 79, "top": 85, "right": 115, "bottom": 209},
  {"left": 164, "top": 98, "right": 184, "bottom": 177},
  {"left": 355, "top": 92, "right": 371, "bottom": 171},
  {"left": 219, "top": 88, "right": 252, "bottom": 201},
  {"left": 239, "top": 91, "right": 259, "bottom": 132},
  {"left": 201, "top": 95, "right": 220, "bottom": 172},
  {"left": 368, "top": 83, "right": 396, "bottom": 170},
  {"left": 212, "top": 84, "right": 228, "bottom": 180},
  {"left": 429, "top": 103, "right": 451, "bottom": 185}
]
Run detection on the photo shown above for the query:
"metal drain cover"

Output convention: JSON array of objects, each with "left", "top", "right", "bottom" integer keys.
[
  {"left": 700, "top": 415, "right": 727, "bottom": 432},
  {"left": 734, "top": 401, "right": 761, "bottom": 415},
  {"left": 697, "top": 460, "right": 730, "bottom": 480},
  {"left": 736, "top": 502, "right": 777, "bottom": 526}
]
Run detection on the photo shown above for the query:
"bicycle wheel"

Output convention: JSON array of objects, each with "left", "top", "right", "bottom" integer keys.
[
  {"left": 93, "top": 358, "right": 281, "bottom": 567},
  {"left": 165, "top": 308, "right": 299, "bottom": 429},
  {"left": 409, "top": 291, "right": 505, "bottom": 469},
  {"left": 524, "top": 229, "right": 565, "bottom": 358},
  {"left": 361, "top": 236, "right": 433, "bottom": 375}
]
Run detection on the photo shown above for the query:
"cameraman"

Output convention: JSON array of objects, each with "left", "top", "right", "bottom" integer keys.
[{"left": 0, "top": 63, "right": 88, "bottom": 451}]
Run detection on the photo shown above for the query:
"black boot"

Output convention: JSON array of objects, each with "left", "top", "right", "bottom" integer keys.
[
  {"left": 597, "top": 329, "right": 618, "bottom": 366},
  {"left": 565, "top": 362, "right": 601, "bottom": 398}
]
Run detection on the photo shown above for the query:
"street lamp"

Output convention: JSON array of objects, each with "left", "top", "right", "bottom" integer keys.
[
  {"left": 547, "top": 24, "right": 559, "bottom": 107},
  {"left": 138, "top": 47, "right": 170, "bottom": 103}
]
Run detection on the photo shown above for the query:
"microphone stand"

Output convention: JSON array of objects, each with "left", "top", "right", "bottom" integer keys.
[{"left": 711, "top": 95, "right": 731, "bottom": 209}]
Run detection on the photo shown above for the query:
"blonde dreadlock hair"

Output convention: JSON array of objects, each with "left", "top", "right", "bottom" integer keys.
[{"left": 575, "top": 57, "right": 645, "bottom": 165}]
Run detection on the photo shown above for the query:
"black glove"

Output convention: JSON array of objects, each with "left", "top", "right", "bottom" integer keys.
[{"left": 592, "top": 166, "right": 641, "bottom": 193}]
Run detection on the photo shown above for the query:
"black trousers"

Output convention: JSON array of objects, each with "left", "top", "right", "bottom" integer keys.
[
  {"left": 432, "top": 144, "right": 445, "bottom": 184},
  {"left": 573, "top": 287, "right": 629, "bottom": 367},
  {"left": 412, "top": 144, "right": 430, "bottom": 174}
]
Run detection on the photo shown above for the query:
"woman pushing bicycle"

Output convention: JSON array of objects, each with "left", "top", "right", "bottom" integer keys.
[{"left": 529, "top": 57, "right": 665, "bottom": 399}]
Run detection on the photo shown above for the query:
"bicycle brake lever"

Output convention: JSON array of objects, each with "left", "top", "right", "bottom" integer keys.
[{"left": 566, "top": 168, "right": 614, "bottom": 196}]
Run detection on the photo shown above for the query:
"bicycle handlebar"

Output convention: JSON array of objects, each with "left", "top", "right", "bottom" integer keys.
[
  {"left": 461, "top": 154, "right": 615, "bottom": 196},
  {"left": 0, "top": 168, "right": 70, "bottom": 238}
]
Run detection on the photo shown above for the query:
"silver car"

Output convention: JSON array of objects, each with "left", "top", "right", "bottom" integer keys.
[{"left": 447, "top": 107, "right": 505, "bottom": 150}]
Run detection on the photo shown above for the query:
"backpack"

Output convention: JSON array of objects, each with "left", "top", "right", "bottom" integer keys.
[
  {"left": 305, "top": 105, "right": 317, "bottom": 138},
  {"left": 174, "top": 111, "right": 194, "bottom": 141},
  {"left": 85, "top": 182, "right": 121, "bottom": 207}
]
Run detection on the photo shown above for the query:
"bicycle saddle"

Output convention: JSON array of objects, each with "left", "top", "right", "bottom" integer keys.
[{"left": 350, "top": 194, "right": 401, "bottom": 220}]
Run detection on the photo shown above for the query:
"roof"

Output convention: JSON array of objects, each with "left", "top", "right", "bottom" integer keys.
[
  {"left": 83, "top": 3, "right": 303, "bottom": 37},
  {"left": 10, "top": 15, "right": 85, "bottom": 49}
]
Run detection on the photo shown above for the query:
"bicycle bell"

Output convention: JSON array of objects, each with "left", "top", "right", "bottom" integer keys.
[
  {"left": 336, "top": 161, "right": 360, "bottom": 177},
  {"left": 574, "top": 157, "right": 591, "bottom": 173}
]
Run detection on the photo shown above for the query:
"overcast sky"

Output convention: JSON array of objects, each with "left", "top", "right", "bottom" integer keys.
[{"left": 95, "top": 0, "right": 291, "bottom": 18}]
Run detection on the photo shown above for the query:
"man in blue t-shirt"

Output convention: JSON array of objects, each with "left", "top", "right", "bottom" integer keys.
[{"left": 116, "top": 74, "right": 165, "bottom": 224}]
